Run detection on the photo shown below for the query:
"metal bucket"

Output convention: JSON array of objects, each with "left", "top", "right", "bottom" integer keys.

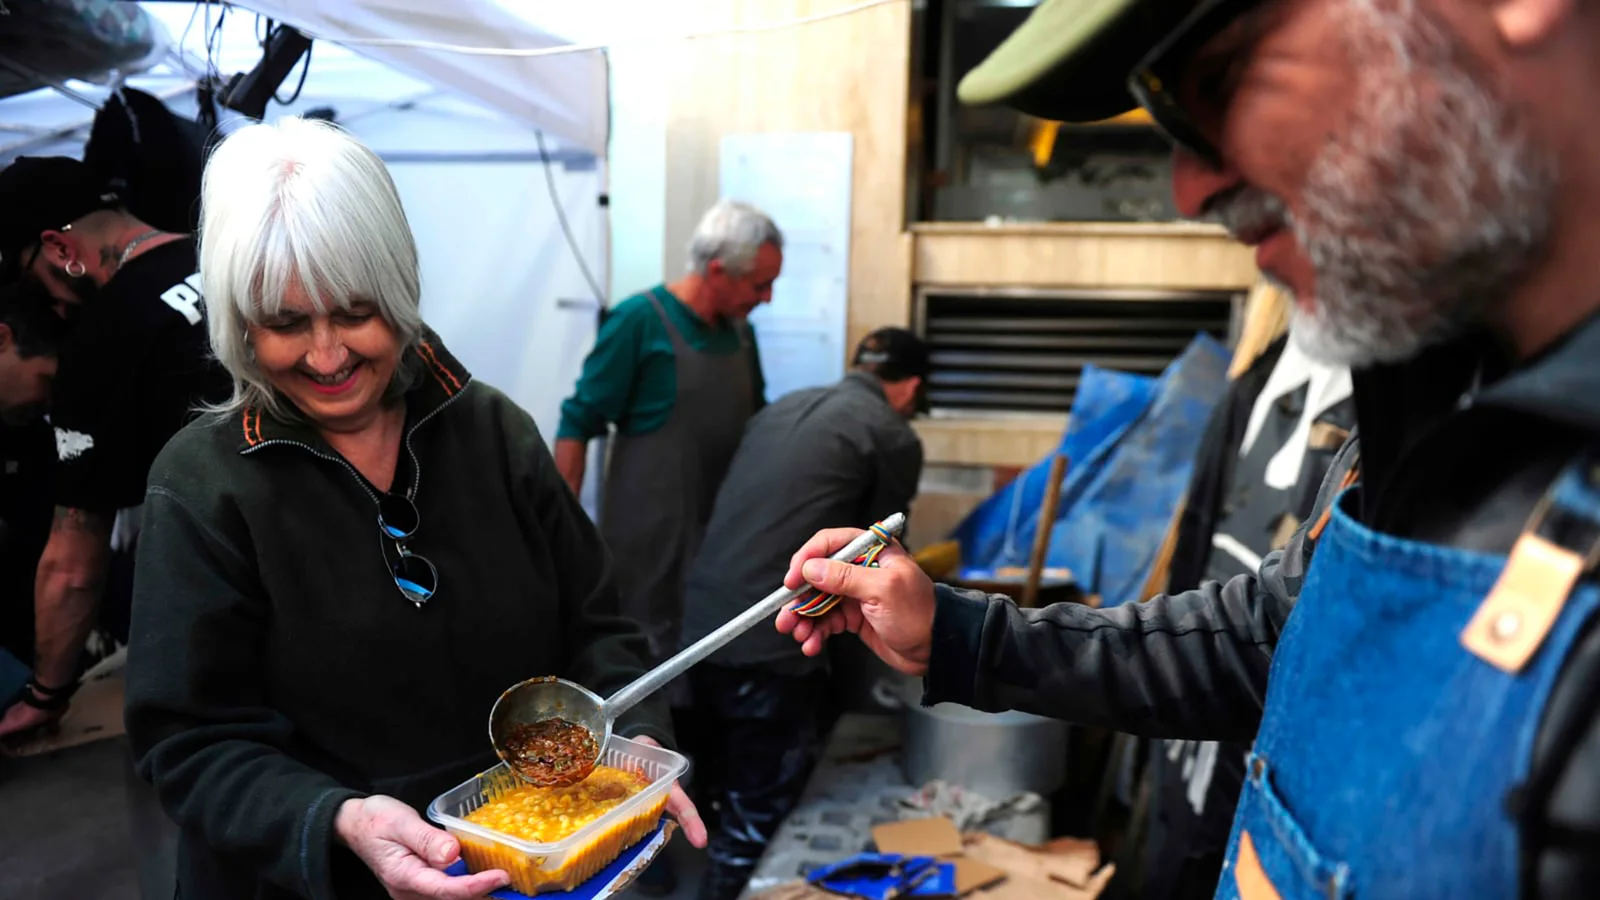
[{"left": 874, "top": 677, "right": 1070, "bottom": 801}]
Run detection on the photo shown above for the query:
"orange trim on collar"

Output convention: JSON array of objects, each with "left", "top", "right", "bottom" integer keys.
[
  {"left": 1309, "top": 465, "right": 1362, "bottom": 541},
  {"left": 417, "top": 341, "right": 462, "bottom": 397}
]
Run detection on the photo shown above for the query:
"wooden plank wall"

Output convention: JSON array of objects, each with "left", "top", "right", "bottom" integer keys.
[
  {"left": 911, "top": 223, "right": 1258, "bottom": 291},
  {"left": 663, "top": 0, "right": 914, "bottom": 357}
]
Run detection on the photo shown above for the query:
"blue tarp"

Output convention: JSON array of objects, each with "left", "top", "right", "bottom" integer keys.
[{"left": 953, "top": 333, "right": 1232, "bottom": 607}]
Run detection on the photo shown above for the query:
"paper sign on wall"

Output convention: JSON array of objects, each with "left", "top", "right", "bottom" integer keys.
[{"left": 719, "top": 132, "right": 854, "bottom": 402}]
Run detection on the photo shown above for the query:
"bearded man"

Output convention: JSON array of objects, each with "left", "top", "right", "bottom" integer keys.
[{"left": 771, "top": 0, "right": 1600, "bottom": 896}]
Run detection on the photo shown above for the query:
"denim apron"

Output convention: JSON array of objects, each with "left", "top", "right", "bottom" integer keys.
[{"left": 1217, "top": 452, "right": 1600, "bottom": 898}]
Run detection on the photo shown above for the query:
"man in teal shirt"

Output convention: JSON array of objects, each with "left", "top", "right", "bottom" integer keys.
[{"left": 555, "top": 200, "right": 781, "bottom": 668}]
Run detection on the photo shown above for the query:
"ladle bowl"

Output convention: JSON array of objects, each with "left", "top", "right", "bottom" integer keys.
[
  {"left": 489, "top": 513, "right": 905, "bottom": 787},
  {"left": 488, "top": 677, "right": 611, "bottom": 785}
]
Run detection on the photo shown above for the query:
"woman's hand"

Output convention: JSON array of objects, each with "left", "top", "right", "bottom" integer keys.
[
  {"left": 629, "top": 735, "right": 708, "bottom": 848},
  {"left": 335, "top": 795, "right": 510, "bottom": 900}
]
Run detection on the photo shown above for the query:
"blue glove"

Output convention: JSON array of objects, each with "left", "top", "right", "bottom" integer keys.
[{"left": 806, "top": 853, "right": 957, "bottom": 899}]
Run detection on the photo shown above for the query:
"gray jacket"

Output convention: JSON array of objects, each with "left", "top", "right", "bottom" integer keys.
[{"left": 682, "top": 371, "right": 923, "bottom": 671}]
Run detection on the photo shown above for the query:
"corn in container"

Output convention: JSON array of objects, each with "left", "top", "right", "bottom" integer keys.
[{"left": 428, "top": 734, "right": 689, "bottom": 894}]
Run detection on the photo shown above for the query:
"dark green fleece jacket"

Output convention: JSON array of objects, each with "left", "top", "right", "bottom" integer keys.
[{"left": 124, "top": 335, "right": 672, "bottom": 900}]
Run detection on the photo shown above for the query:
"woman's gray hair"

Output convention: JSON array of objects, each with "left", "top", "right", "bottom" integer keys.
[
  {"left": 685, "top": 200, "right": 783, "bottom": 275},
  {"left": 198, "top": 116, "right": 424, "bottom": 421}
]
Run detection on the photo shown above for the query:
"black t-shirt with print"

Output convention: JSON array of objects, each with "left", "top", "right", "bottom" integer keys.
[
  {"left": 0, "top": 418, "right": 54, "bottom": 661},
  {"left": 51, "top": 237, "right": 231, "bottom": 513}
]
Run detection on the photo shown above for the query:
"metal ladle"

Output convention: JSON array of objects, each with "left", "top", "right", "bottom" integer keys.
[{"left": 489, "top": 513, "right": 906, "bottom": 786}]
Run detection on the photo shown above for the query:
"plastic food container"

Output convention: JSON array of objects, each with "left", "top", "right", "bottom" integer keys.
[{"left": 428, "top": 734, "right": 688, "bottom": 894}]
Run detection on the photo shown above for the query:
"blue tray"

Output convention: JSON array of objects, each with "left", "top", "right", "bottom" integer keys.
[{"left": 444, "top": 818, "right": 672, "bottom": 900}]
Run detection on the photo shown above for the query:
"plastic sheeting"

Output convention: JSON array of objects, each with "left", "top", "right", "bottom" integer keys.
[
  {"left": 953, "top": 334, "right": 1233, "bottom": 607},
  {"left": 393, "top": 143, "right": 605, "bottom": 443}
]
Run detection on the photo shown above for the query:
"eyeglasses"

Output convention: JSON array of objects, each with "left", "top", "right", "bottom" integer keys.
[
  {"left": 15, "top": 221, "right": 76, "bottom": 278},
  {"left": 377, "top": 492, "right": 438, "bottom": 608},
  {"left": 1126, "top": 0, "right": 1267, "bottom": 169}
]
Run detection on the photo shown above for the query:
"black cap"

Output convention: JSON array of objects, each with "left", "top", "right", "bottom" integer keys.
[
  {"left": 0, "top": 157, "right": 121, "bottom": 282},
  {"left": 853, "top": 327, "right": 931, "bottom": 382},
  {"left": 854, "top": 328, "right": 931, "bottom": 414}
]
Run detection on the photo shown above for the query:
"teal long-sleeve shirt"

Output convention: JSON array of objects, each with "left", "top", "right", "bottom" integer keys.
[{"left": 557, "top": 286, "right": 767, "bottom": 441}]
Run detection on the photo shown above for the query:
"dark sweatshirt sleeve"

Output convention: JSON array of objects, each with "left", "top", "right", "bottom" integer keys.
[
  {"left": 125, "top": 485, "right": 365, "bottom": 900},
  {"left": 919, "top": 433, "right": 1362, "bottom": 741},
  {"left": 506, "top": 399, "right": 675, "bottom": 748},
  {"left": 921, "top": 566, "right": 1289, "bottom": 741}
]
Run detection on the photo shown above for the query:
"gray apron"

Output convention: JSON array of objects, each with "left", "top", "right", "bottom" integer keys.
[{"left": 600, "top": 288, "right": 757, "bottom": 665}]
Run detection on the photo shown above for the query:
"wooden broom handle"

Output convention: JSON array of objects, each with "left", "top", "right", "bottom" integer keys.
[{"left": 1022, "top": 454, "right": 1070, "bottom": 608}]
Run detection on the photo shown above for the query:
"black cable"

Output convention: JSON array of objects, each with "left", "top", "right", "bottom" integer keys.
[
  {"left": 534, "top": 129, "right": 605, "bottom": 304},
  {"left": 273, "top": 30, "right": 311, "bottom": 105},
  {"left": 204, "top": 2, "right": 226, "bottom": 82}
]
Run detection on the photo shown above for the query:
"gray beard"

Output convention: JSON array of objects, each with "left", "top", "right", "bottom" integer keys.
[{"left": 1285, "top": 0, "right": 1555, "bottom": 367}]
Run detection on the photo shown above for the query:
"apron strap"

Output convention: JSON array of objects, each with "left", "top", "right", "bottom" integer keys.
[
  {"left": 1461, "top": 445, "right": 1600, "bottom": 674},
  {"left": 1505, "top": 665, "right": 1600, "bottom": 881},
  {"left": 643, "top": 288, "right": 689, "bottom": 347},
  {"left": 1466, "top": 447, "right": 1600, "bottom": 890}
]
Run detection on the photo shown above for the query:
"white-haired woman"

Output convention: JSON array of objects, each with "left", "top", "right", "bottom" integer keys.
[{"left": 124, "top": 117, "right": 704, "bottom": 900}]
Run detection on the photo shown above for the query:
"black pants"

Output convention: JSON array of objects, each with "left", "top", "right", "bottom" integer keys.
[
  {"left": 687, "top": 664, "right": 831, "bottom": 900},
  {"left": 1139, "top": 740, "right": 1249, "bottom": 900}
]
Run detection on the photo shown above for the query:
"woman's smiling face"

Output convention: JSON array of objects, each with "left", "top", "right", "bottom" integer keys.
[{"left": 248, "top": 281, "right": 401, "bottom": 432}]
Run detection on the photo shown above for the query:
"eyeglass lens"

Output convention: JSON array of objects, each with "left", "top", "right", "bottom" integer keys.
[{"left": 377, "top": 493, "right": 437, "bottom": 606}]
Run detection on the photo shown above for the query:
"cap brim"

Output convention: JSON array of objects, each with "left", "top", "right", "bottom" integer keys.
[{"left": 957, "top": 0, "right": 1184, "bottom": 123}]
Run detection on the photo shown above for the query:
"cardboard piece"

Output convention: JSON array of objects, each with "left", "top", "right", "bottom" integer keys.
[
  {"left": 975, "top": 864, "right": 1116, "bottom": 900},
  {"left": 872, "top": 818, "right": 965, "bottom": 858},
  {"left": 962, "top": 833, "right": 1101, "bottom": 890},
  {"left": 756, "top": 815, "right": 1112, "bottom": 900},
  {"left": 865, "top": 816, "right": 1112, "bottom": 899},
  {"left": 961, "top": 832, "right": 1114, "bottom": 900},
  {"left": 950, "top": 858, "right": 1008, "bottom": 895}
]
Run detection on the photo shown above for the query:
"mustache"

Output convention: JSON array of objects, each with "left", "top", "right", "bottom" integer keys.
[{"left": 1204, "top": 187, "right": 1291, "bottom": 243}]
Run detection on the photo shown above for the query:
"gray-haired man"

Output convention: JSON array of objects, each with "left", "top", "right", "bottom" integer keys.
[
  {"left": 555, "top": 200, "right": 782, "bottom": 664},
  {"left": 556, "top": 199, "right": 780, "bottom": 894}
]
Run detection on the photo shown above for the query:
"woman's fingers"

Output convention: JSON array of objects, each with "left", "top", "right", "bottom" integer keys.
[{"left": 664, "top": 782, "right": 708, "bottom": 848}]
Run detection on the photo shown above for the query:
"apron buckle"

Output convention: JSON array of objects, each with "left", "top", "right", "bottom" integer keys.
[{"left": 1461, "top": 480, "right": 1600, "bottom": 674}]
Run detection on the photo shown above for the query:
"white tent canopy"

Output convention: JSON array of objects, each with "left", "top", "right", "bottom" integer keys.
[
  {"left": 213, "top": 0, "right": 608, "bottom": 155},
  {"left": 0, "top": 1, "right": 611, "bottom": 489}
]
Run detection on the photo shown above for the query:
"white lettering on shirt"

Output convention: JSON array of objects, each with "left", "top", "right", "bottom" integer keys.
[
  {"left": 160, "top": 271, "right": 205, "bottom": 326},
  {"left": 55, "top": 427, "right": 95, "bottom": 462}
]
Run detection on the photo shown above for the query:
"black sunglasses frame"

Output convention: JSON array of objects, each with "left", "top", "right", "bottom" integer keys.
[
  {"left": 1126, "top": 0, "right": 1269, "bottom": 169},
  {"left": 378, "top": 492, "right": 438, "bottom": 608}
]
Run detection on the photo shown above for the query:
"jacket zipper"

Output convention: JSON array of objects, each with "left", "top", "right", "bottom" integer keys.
[
  {"left": 401, "top": 379, "right": 471, "bottom": 501},
  {"left": 241, "top": 377, "right": 472, "bottom": 504},
  {"left": 242, "top": 438, "right": 380, "bottom": 503}
]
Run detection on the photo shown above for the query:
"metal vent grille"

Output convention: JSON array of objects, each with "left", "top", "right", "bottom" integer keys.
[{"left": 918, "top": 288, "right": 1242, "bottom": 413}]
